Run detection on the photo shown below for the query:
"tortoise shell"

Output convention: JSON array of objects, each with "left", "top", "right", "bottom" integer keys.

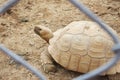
[{"left": 48, "top": 21, "right": 119, "bottom": 75}]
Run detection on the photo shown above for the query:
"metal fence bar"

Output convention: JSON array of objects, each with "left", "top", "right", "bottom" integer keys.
[
  {"left": 69, "top": 0, "right": 120, "bottom": 80},
  {"left": 0, "top": 44, "right": 46, "bottom": 80},
  {"left": 0, "top": 0, "right": 20, "bottom": 14}
]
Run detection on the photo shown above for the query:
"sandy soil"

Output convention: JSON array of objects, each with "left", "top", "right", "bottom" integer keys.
[{"left": 0, "top": 0, "right": 120, "bottom": 80}]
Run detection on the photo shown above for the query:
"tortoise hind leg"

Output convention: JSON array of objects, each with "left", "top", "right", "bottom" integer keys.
[
  {"left": 41, "top": 48, "right": 57, "bottom": 73},
  {"left": 91, "top": 73, "right": 120, "bottom": 80},
  {"left": 97, "top": 74, "right": 120, "bottom": 80},
  {"left": 108, "top": 73, "right": 120, "bottom": 80}
]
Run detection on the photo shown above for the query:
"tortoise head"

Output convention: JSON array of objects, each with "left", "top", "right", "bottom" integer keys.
[{"left": 34, "top": 25, "right": 53, "bottom": 43}]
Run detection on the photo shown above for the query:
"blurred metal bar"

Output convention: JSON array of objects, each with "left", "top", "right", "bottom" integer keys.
[
  {"left": 0, "top": 44, "right": 46, "bottom": 80},
  {"left": 69, "top": 0, "right": 120, "bottom": 80},
  {"left": 0, "top": 0, "right": 20, "bottom": 14}
]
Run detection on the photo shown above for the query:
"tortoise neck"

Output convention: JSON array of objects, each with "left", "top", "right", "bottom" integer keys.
[
  {"left": 45, "top": 33, "right": 53, "bottom": 43},
  {"left": 42, "top": 31, "right": 53, "bottom": 43}
]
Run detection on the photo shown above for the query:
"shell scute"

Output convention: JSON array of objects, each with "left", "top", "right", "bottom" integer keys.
[
  {"left": 67, "top": 54, "right": 80, "bottom": 71},
  {"left": 88, "top": 36, "right": 107, "bottom": 58},
  {"left": 89, "top": 59, "right": 100, "bottom": 71},
  {"left": 78, "top": 55, "right": 91, "bottom": 73},
  {"left": 56, "top": 34, "right": 72, "bottom": 51},
  {"left": 48, "top": 45, "right": 60, "bottom": 62},
  {"left": 65, "top": 21, "right": 85, "bottom": 34},
  {"left": 70, "top": 35, "right": 89, "bottom": 55},
  {"left": 59, "top": 51, "right": 71, "bottom": 68},
  {"left": 105, "top": 41, "right": 114, "bottom": 58},
  {"left": 106, "top": 66, "right": 116, "bottom": 75},
  {"left": 78, "top": 63, "right": 89, "bottom": 73}
]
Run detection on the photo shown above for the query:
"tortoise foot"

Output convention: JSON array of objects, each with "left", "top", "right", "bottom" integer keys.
[
  {"left": 40, "top": 48, "right": 57, "bottom": 73},
  {"left": 42, "top": 63, "right": 57, "bottom": 73}
]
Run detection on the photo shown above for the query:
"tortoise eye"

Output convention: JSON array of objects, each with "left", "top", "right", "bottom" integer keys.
[
  {"left": 34, "top": 27, "right": 41, "bottom": 35},
  {"left": 38, "top": 28, "right": 42, "bottom": 31}
]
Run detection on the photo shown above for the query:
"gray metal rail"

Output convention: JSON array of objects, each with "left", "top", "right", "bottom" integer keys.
[
  {"left": 0, "top": 0, "right": 20, "bottom": 14},
  {"left": 0, "top": 0, "right": 120, "bottom": 80}
]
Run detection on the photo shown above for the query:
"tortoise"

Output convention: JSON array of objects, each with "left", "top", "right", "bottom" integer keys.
[{"left": 34, "top": 21, "right": 120, "bottom": 79}]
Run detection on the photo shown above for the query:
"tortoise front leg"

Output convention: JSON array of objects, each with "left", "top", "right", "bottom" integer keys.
[{"left": 41, "top": 48, "right": 57, "bottom": 73}]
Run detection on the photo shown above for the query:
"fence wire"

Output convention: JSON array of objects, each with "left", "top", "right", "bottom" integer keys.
[
  {"left": 0, "top": 0, "right": 20, "bottom": 14},
  {"left": 0, "top": 0, "right": 120, "bottom": 80}
]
